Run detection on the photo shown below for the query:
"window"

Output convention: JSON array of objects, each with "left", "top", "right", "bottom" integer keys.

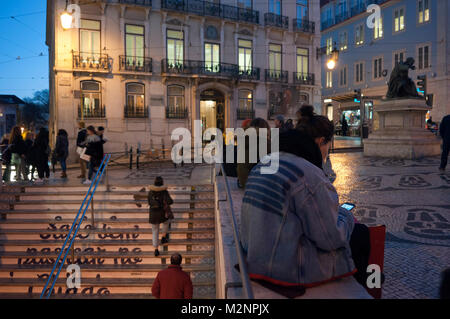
[
  {"left": 374, "top": 16, "right": 383, "bottom": 39},
  {"left": 297, "top": 0, "right": 308, "bottom": 20},
  {"left": 296, "top": 48, "right": 308, "bottom": 75},
  {"left": 167, "top": 30, "right": 184, "bottom": 65},
  {"left": 418, "top": 0, "right": 430, "bottom": 24},
  {"left": 167, "top": 85, "right": 185, "bottom": 116},
  {"left": 339, "top": 66, "right": 347, "bottom": 87},
  {"left": 355, "top": 24, "right": 364, "bottom": 46},
  {"left": 204, "top": 43, "right": 220, "bottom": 72},
  {"left": 125, "top": 25, "right": 144, "bottom": 66},
  {"left": 326, "top": 71, "right": 333, "bottom": 88},
  {"left": 418, "top": 45, "right": 430, "bottom": 69},
  {"left": 326, "top": 37, "right": 333, "bottom": 55},
  {"left": 269, "top": 44, "right": 282, "bottom": 76},
  {"left": 126, "top": 83, "right": 145, "bottom": 117},
  {"left": 373, "top": 57, "right": 383, "bottom": 79},
  {"left": 393, "top": 50, "right": 406, "bottom": 67},
  {"left": 394, "top": 8, "right": 405, "bottom": 32},
  {"left": 355, "top": 62, "right": 364, "bottom": 83},
  {"left": 327, "top": 105, "right": 333, "bottom": 121},
  {"left": 339, "top": 31, "right": 348, "bottom": 51},
  {"left": 239, "top": 90, "right": 253, "bottom": 111},
  {"left": 237, "top": 0, "right": 252, "bottom": 9},
  {"left": 269, "top": 0, "right": 281, "bottom": 14},
  {"left": 238, "top": 39, "right": 252, "bottom": 72},
  {"left": 80, "top": 80, "right": 102, "bottom": 118},
  {"left": 79, "top": 19, "right": 101, "bottom": 62}
]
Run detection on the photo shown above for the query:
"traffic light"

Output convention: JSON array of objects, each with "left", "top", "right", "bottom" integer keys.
[
  {"left": 354, "top": 89, "right": 362, "bottom": 103},
  {"left": 417, "top": 75, "right": 427, "bottom": 96}
]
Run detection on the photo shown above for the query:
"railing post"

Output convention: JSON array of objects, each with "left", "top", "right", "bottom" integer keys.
[
  {"left": 91, "top": 197, "right": 95, "bottom": 228},
  {"left": 162, "top": 138, "right": 165, "bottom": 160},
  {"left": 137, "top": 143, "right": 141, "bottom": 169},
  {"left": 129, "top": 146, "right": 133, "bottom": 169},
  {"left": 71, "top": 242, "right": 75, "bottom": 265}
]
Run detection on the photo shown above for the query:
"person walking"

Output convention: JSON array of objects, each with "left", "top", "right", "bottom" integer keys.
[
  {"left": 83, "top": 126, "right": 103, "bottom": 184},
  {"left": 1, "top": 134, "right": 11, "bottom": 182},
  {"left": 148, "top": 176, "right": 173, "bottom": 256},
  {"left": 55, "top": 129, "right": 69, "bottom": 178},
  {"left": 76, "top": 121, "right": 87, "bottom": 179},
  {"left": 32, "top": 128, "right": 51, "bottom": 183},
  {"left": 151, "top": 253, "right": 193, "bottom": 299},
  {"left": 439, "top": 114, "right": 450, "bottom": 172},
  {"left": 9, "top": 126, "right": 27, "bottom": 181},
  {"left": 341, "top": 116, "right": 348, "bottom": 137}
]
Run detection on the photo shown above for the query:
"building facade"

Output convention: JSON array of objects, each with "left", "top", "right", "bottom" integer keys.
[
  {"left": 320, "top": 0, "right": 450, "bottom": 137},
  {"left": 0, "top": 95, "right": 24, "bottom": 138},
  {"left": 46, "top": 0, "right": 321, "bottom": 161}
]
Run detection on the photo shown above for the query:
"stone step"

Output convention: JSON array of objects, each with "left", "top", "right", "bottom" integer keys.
[
  {"left": 0, "top": 227, "right": 215, "bottom": 240},
  {"left": 0, "top": 277, "right": 215, "bottom": 295},
  {"left": 0, "top": 217, "right": 214, "bottom": 229},
  {"left": 6, "top": 184, "right": 213, "bottom": 193}
]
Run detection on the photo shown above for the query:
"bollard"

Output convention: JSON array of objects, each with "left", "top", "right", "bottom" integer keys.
[
  {"left": 161, "top": 138, "right": 165, "bottom": 160},
  {"left": 137, "top": 145, "right": 140, "bottom": 170},
  {"left": 129, "top": 146, "right": 133, "bottom": 170}
]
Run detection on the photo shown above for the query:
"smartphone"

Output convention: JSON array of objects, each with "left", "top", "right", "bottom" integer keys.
[{"left": 341, "top": 203, "right": 356, "bottom": 211}]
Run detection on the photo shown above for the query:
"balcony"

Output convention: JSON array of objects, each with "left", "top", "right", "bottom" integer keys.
[
  {"left": 160, "top": 0, "right": 259, "bottom": 24},
  {"left": 162, "top": 59, "right": 243, "bottom": 78},
  {"left": 124, "top": 105, "right": 148, "bottom": 118},
  {"left": 166, "top": 106, "right": 188, "bottom": 119},
  {"left": 265, "top": 69, "right": 288, "bottom": 83},
  {"left": 238, "top": 67, "right": 260, "bottom": 81},
  {"left": 119, "top": 0, "right": 152, "bottom": 6},
  {"left": 264, "top": 12, "right": 289, "bottom": 29},
  {"left": 78, "top": 104, "right": 105, "bottom": 119},
  {"left": 119, "top": 56, "right": 152, "bottom": 73},
  {"left": 73, "top": 52, "right": 111, "bottom": 71},
  {"left": 237, "top": 108, "right": 255, "bottom": 120},
  {"left": 293, "top": 72, "right": 315, "bottom": 85},
  {"left": 293, "top": 19, "right": 315, "bottom": 34}
]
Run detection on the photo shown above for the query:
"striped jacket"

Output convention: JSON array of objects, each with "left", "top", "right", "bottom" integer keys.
[{"left": 240, "top": 152, "right": 356, "bottom": 286}]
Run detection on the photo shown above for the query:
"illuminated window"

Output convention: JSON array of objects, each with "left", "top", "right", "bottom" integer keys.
[
  {"left": 374, "top": 16, "right": 383, "bottom": 39},
  {"left": 394, "top": 8, "right": 405, "bottom": 32},
  {"left": 339, "top": 31, "right": 348, "bottom": 51},
  {"left": 326, "top": 71, "right": 333, "bottom": 88},
  {"left": 418, "top": 0, "right": 430, "bottom": 24},
  {"left": 355, "top": 24, "right": 364, "bottom": 46}
]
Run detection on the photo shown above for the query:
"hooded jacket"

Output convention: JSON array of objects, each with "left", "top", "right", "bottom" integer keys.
[
  {"left": 148, "top": 185, "right": 174, "bottom": 225},
  {"left": 240, "top": 151, "right": 356, "bottom": 286}
]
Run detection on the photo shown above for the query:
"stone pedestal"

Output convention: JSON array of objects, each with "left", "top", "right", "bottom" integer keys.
[{"left": 364, "top": 98, "right": 441, "bottom": 159}]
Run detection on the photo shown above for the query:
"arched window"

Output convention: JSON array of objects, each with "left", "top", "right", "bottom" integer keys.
[
  {"left": 237, "top": 89, "right": 254, "bottom": 119},
  {"left": 125, "top": 83, "right": 146, "bottom": 118},
  {"left": 167, "top": 85, "right": 186, "bottom": 118},
  {"left": 80, "top": 80, "right": 103, "bottom": 118}
]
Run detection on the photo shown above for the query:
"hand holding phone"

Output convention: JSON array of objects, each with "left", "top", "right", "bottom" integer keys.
[{"left": 341, "top": 203, "right": 355, "bottom": 211}]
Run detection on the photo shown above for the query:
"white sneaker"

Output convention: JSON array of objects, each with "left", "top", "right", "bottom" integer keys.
[{"left": 83, "top": 179, "right": 92, "bottom": 185}]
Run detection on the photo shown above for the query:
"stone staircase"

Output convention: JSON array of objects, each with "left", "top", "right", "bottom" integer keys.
[{"left": 0, "top": 184, "right": 216, "bottom": 298}]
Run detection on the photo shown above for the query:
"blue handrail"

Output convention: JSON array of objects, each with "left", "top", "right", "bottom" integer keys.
[{"left": 40, "top": 154, "right": 111, "bottom": 299}]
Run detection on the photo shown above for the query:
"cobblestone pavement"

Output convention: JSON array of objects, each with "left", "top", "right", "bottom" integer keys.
[{"left": 330, "top": 153, "right": 450, "bottom": 299}]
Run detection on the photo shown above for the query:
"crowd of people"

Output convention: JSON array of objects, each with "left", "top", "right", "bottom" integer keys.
[{"left": 0, "top": 122, "right": 107, "bottom": 184}]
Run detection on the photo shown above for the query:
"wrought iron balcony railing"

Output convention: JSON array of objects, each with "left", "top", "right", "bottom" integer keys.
[
  {"left": 238, "top": 67, "right": 260, "bottom": 81},
  {"left": 73, "top": 52, "right": 111, "bottom": 71},
  {"left": 124, "top": 105, "right": 148, "bottom": 118},
  {"left": 265, "top": 69, "right": 288, "bottom": 83},
  {"left": 293, "top": 72, "right": 315, "bottom": 85},
  {"left": 293, "top": 18, "right": 315, "bottom": 33},
  {"left": 78, "top": 104, "right": 106, "bottom": 119},
  {"left": 264, "top": 12, "right": 289, "bottom": 29},
  {"left": 166, "top": 106, "right": 188, "bottom": 119},
  {"left": 237, "top": 108, "right": 255, "bottom": 120},
  {"left": 119, "top": 0, "right": 152, "bottom": 6},
  {"left": 161, "top": 0, "right": 259, "bottom": 24},
  {"left": 119, "top": 56, "right": 152, "bottom": 73},
  {"left": 161, "top": 59, "right": 240, "bottom": 78}
]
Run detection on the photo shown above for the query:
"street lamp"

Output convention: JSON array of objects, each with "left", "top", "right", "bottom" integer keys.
[
  {"left": 60, "top": 10, "right": 73, "bottom": 29},
  {"left": 326, "top": 48, "right": 340, "bottom": 70}
]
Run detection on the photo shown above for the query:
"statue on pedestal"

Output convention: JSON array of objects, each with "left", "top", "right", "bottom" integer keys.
[{"left": 386, "top": 57, "right": 421, "bottom": 99}]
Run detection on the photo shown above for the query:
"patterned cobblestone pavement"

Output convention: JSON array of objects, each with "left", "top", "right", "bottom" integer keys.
[{"left": 330, "top": 153, "right": 450, "bottom": 299}]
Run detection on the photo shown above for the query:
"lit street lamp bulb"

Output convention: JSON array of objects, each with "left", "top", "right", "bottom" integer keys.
[
  {"left": 60, "top": 11, "right": 73, "bottom": 29},
  {"left": 327, "top": 59, "right": 336, "bottom": 70}
]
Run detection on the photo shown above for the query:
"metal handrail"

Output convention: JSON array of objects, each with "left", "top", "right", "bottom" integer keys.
[
  {"left": 39, "top": 154, "right": 111, "bottom": 299},
  {"left": 218, "top": 163, "right": 254, "bottom": 299}
]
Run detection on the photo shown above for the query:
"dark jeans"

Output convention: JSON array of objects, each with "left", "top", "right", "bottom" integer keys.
[
  {"left": 2, "top": 164, "right": 10, "bottom": 182},
  {"left": 349, "top": 223, "right": 371, "bottom": 287},
  {"left": 440, "top": 140, "right": 449, "bottom": 170},
  {"left": 37, "top": 161, "right": 50, "bottom": 179},
  {"left": 60, "top": 158, "right": 67, "bottom": 172}
]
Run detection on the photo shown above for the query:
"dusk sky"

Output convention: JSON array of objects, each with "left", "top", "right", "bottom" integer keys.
[{"left": 0, "top": 0, "right": 48, "bottom": 100}]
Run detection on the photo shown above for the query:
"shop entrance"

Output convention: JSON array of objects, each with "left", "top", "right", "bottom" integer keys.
[{"left": 200, "top": 89, "right": 225, "bottom": 134}]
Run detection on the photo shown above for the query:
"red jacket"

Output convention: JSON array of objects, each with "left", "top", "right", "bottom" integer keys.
[{"left": 152, "top": 265, "right": 193, "bottom": 299}]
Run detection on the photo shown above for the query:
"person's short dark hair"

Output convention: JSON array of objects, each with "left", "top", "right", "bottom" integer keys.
[
  {"left": 58, "top": 129, "right": 68, "bottom": 137},
  {"left": 279, "top": 129, "right": 323, "bottom": 169},
  {"left": 86, "top": 125, "right": 96, "bottom": 134},
  {"left": 440, "top": 268, "right": 450, "bottom": 299},
  {"left": 154, "top": 176, "right": 164, "bottom": 187},
  {"left": 170, "top": 253, "right": 182, "bottom": 266},
  {"left": 296, "top": 105, "right": 334, "bottom": 144},
  {"left": 98, "top": 126, "right": 105, "bottom": 132}
]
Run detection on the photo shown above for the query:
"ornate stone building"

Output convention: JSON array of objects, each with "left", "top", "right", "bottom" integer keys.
[{"left": 46, "top": 0, "right": 321, "bottom": 161}]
